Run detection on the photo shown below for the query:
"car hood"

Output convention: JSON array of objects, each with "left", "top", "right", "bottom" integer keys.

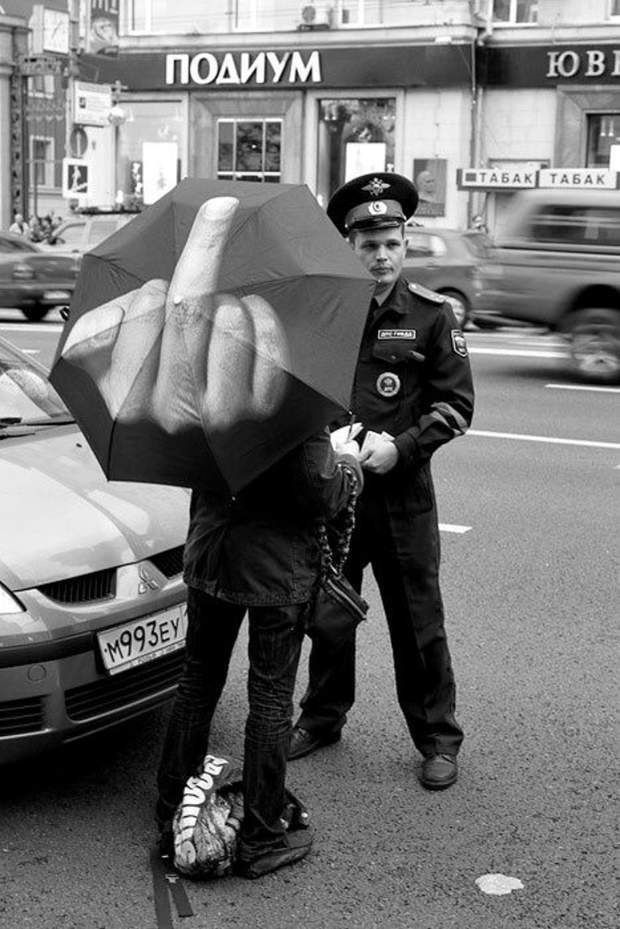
[{"left": 1, "top": 425, "right": 190, "bottom": 590}]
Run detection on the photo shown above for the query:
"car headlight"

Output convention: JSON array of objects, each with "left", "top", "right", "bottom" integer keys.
[{"left": 0, "top": 582, "right": 25, "bottom": 613}]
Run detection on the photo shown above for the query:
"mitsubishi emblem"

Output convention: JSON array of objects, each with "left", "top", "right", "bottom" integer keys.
[{"left": 138, "top": 564, "right": 160, "bottom": 594}]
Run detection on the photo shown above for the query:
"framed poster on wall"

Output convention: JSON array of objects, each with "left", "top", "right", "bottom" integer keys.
[{"left": 413, "top": 158, "right": 447, "bottom": 217}]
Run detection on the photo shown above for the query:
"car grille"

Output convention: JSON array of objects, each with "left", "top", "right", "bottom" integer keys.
[
  {"left": 65, "top": 650, "right": 185, "bottom": 721},
  {"left": 0, "top": 696, "right": 45, "bottom": 735},
  {"left": 150, "top": 545, "right": 184, "bottom": 578},
  {"left": 38, "top": 567, "right": 116, "bottom": 604}
]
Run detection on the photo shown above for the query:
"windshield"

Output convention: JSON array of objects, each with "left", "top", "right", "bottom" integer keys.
[
  {"left": 0, "top": 342, "right": 69, "bottom": 425},
  {"left": 463, "top": 232, "right": 492, "bottom": 257},
  {"left": 53, "top": 222, "right": 85, "bottom": 248}
]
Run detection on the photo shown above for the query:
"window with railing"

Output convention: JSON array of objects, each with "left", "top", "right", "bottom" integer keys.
[
  {"left": 492, "top": 0, "right": 537, "bottom": 24},
  {"left": 611, "top": 0, "right": 620, "bottom": 17},
  {"left": 127, "top": 0, "right": 436, "bottom": 33},
  {"left": 217, "top": 119, "right": 282, "bottom": 182},
  {"left": 30, "top": 137, "right": 54, "bottom": 189}
]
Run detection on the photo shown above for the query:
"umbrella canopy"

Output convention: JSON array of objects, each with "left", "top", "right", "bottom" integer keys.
[{"left": 49, "top": 178, "right": 375, "bottom": 493}]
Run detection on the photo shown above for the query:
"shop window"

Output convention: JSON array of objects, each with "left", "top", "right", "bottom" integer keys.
[
  {"left": 216, "top": 119, "right": 282, "bottom": 182},
  {"left": 115, "top": 100, "right": 186, "bottom": 207},
  {"left": 587, "top": 114, "right": 620, "bottom": 167},
  {"left": 493, "top": 0, "right": 537, "bottom": 23},
  {"left": 316, "top": 98, "right": 396, "bottom": 207},
  {"left": 30, "top": 137, "right": 54, "bottom": 189}
]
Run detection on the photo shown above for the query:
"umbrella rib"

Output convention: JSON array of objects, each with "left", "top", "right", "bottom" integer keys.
[
  {"left": 233, "top": 272, "right": 372, "bottom": 293},
  {"left": 85, "top": 252, "right": 149, "bottom": 286}
]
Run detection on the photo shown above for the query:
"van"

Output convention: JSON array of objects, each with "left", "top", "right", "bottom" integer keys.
[{"left": 472, "top": 188, "right": 620, "bottom": 383}]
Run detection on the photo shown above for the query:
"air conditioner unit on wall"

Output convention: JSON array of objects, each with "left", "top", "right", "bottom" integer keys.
[{"left": 298, "top": 3, "right": 333, "bottom": 31}]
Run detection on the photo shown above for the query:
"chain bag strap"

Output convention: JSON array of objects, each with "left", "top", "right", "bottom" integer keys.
[
  {"left": 309, "top": 470, "right": 368, "bottom": 641},
  {"left": 316, "top": 470, "right": 359, "bottom": 579}
]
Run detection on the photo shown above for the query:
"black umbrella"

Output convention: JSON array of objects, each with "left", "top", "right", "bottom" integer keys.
[{"left": 49, "top": 178, "right": 374, "bottom": 493}]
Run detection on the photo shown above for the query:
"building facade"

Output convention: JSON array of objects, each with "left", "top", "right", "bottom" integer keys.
[{"left": 3, "top": 1, "right": 620, "bottom": 234}]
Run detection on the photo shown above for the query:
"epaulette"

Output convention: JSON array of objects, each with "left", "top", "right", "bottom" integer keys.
[{"left": 406, "top": 281, "right": 446, "bottom": 305}]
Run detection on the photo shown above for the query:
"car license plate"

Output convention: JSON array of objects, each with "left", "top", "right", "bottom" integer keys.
[
  {"left": 43, "top": 290, "right": 71, "bottom": 300},
  {"left": 97, "top": 604, "right": 187, "bottom": 675}
]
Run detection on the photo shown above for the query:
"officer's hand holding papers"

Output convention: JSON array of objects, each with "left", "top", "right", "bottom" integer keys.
[{"left": 359, "top": 430, "right": 397, "bottom": 475}]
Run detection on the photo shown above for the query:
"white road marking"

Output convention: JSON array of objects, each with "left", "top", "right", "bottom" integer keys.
[
  {"left": 468, "top": 429, "right": 620, "bottom": 450},
  {"left": 22, "top": 349, "right": 38, "bottom": 354},
  {"left": 546, "top": 383, "right": 620, "bottom": 394},
  {"left": 0, "top": 322, "right": 62, "bottom": 333},
  {"left": 469, "top": 347, "right": 568, "bottom": 358},
  {"left": 439, "top": 523, "right": 471, "bottom": 534}
]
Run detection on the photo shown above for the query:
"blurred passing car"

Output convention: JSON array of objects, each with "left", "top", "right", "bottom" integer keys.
[
  {"left": 0, "top": 233, "right": 79, "bottom": 322},
  {"left": 0, "top": 337, "right": 190, "bottom": 766},
  {"left": 472, "top": 188, "right": 620, "bottom": 383},
  {"left": 403, "top": 227, "right": 491, "bottom": 327}
]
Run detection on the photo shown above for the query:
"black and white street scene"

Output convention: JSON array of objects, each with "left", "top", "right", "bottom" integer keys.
[{"left": 0, "top": 2, "right": 618, "bottom": 928}]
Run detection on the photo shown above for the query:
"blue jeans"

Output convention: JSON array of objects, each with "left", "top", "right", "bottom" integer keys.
[{"left": 157, "top": 587, "right": 308, "bottom": 855}]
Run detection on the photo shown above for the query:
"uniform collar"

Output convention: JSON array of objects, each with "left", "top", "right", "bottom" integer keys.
[{"left": 372, "top": 277, "right": 409, "bottom": 317}]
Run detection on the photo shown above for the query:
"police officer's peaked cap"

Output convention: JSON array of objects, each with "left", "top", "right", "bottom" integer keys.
[{"left": 327, "top": 172, "right": 419, "bottom": 236}]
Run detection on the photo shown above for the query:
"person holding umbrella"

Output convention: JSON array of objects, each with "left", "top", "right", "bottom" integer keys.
[
  {"left": 49, "top": 184, "right": 376, "bottom": 877},
  {"left": 289, "top": 172, "right": 475, "bottom": 791},
  {"left": 143, "top": 198, "right": 364, "bottom": 879}
]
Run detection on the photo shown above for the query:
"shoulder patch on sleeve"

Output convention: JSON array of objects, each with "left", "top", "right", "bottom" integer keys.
[
  {"left": 406, "top": 281, "right": 446, "bottom": 305},
  {"left": 451, "top": 329, "right": 468, "bottom": 357}
]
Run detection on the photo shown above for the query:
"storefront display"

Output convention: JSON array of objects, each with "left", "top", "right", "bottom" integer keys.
[{"left": 115, "top": 99, "right": 186, "bottom": 208}]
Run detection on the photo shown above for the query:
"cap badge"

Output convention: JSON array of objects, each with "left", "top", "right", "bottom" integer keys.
[
  {"left": 368, "top": 201, "right": 388, "bottom": 215},
  {"left": 376, "top": 371, "right": 401, "bottom": 398},
  {"left": 362, "top": 177, "right": 391, "bottom": 197}
]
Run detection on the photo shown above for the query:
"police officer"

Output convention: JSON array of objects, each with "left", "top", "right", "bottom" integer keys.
[{"left": 289, "top": 172, "right": 475, "bottom": 789}]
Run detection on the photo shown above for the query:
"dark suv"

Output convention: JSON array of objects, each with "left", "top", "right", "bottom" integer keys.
[{"left": 472, "top": 189, "right": 620, "bottom": 383}]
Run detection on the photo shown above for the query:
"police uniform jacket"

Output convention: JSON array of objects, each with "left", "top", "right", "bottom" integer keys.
[
  {"left": 351, "top": 276, "right": 474, "bottom": 514},
  {"left": 182, "top": 430, "right": 362, "bottom": 606}
]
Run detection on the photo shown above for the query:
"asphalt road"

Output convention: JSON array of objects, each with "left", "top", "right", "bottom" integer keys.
[{"left": 0, "top": 314, "right": 617, "bottom": 929}]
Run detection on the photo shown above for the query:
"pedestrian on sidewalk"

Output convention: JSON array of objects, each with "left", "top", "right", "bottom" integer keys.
[{"left": 8, "top": 213, "right": 28, "bottom": 236}]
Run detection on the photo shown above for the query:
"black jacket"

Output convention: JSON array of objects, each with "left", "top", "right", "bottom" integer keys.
[
  {"left": 348, "top": 277, "right": 474, "bottom": 512},
  {"left": 183, "top": 429, "right": 362, "bottom": 605}
]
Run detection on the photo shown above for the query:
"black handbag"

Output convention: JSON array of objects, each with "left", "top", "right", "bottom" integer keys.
[{"left": 306, "top": 472, "right": 368, "bottom": 645}]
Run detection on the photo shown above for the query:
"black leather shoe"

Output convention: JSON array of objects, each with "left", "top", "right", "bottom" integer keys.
[
  {"left": 236, "top": 828, "right": 313, "bottom": 879},
  {"left": 288, "top": 726, "right": 341, "bottom": 761},
  {"left": 420, "top": 753, "right": 458, "bottom": 790}
]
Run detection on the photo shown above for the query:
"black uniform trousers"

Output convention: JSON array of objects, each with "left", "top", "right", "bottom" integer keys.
[{"left": 298, "top": 483, "right": 464, "bottom": 758}]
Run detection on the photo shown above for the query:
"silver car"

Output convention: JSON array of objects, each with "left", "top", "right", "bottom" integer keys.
[
  {"left": 403, "top": 227, "right": 491, "bottom": 328},
  {"left": 0, "top": 336, "right": 189, "bottom": 766},
  {"left": 472, "top": 189, "right": 620, "bottom": 383}
]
